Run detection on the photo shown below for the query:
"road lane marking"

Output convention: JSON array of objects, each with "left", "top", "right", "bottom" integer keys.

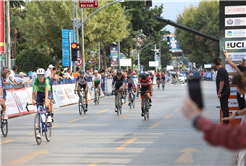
[
  {"left": 27, "top": 132, "right": 34, "bottom": 135},
  {"left": 123, "top": 102, "right": 129, "bottom": 106},
  {"left": 202, "top": 83, "right": 205, "bottom": 87},
  {"left": 4, "top": 149, "right": 49, "bottom": 165},
  {"left": 165, "top": 114, "right": 173, "bottom": 119},
  {"left": 117, "top": 138, "right": 138, "bottom": 150},
  {"left": 97, "top": 109, "right": 110, "bottom": 114},
  {"left": 172, "top": 95, "right": 181, "bottom": 97},
  {"left": 87, "top": 163, "right": 98, "bottom": 166},
  {"left": 118, "top": 114, "right": 133, "bottom": 118},
  {"left": 68, "top": 116, "right": 88, "bottom": 123},
  {"left": 52, "top": 125, "right": 58, "bottom": 128},
  {"left": 174, "top": 108, "right": 180, "bottom": 112},
  {"left": 1, "top": 140, "right": 12, "bottom": 144},
  {"left": 148, "top": 123, "right": 160, "bottom": 130},
  {"left": 174, "top": 148, "right": 200, "bottom": 163}
]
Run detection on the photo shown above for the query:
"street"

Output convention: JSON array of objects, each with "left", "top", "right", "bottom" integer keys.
[{"left": 1, "top": 81, "right": 236, "bottom": 165}]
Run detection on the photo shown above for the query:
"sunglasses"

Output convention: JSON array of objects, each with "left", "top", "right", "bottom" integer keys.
[{"left": 37, "top": 75, "right": 44, "bottom": 78}]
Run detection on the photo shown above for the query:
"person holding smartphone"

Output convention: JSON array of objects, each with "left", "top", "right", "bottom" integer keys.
[{"left": 214, "top": 58, "right": 230, "bottom": 125}]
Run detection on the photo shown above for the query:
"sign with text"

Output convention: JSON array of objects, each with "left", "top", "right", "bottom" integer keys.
[
  {"left": 79, "top": 0, "right": 98, "bottom": 8},
  {"left": 225, "top": 29, "right": 246, "bottom": 38},
  {"left": 225, "top": 17, "right": 246, "bottom": 27},
  {"left": 225, "top": 41, "right": 246, "bottom": 49},
  {"left": 225, "top": 5, "right": 246, "bottom": 15},
  {"left": 225, "top": 52, "right": 246, "bottom": 61},
  {"left": 110, "top": 46, "right": 118, "bottom": 67},
  {"left": 88, "top": 51, "right": 97, "bottom": 64},
  {"left": 225, "top": 64, "right": 238, "bottom": 73}
]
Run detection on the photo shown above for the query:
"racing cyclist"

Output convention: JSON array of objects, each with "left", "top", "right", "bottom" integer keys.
[
  {"left": 156, "top": 71, "right": 161, "bottom": 88},
  {"left": 32, "top": 68, "right": 52, "bottom": 126},
  {"left": 112, "top": 71, "right": 125, "bottom": 112},
  {"left": 161, "top": 72, "right": 166, "bottom": 89},
  {"left": 136, "top": 73, "right": 153, "bottom": 116},
  {"left": 125, "top": 75, "right": 136, "bottom": 106},
  {"left": 0, "top": 77, "right": 8, "bottom": 119},
  {"left": 75, "top": 70, "right": 88, "bottom": 111},
  {"left": 92, "top": 70, "right": 102, "bottom": 101}
]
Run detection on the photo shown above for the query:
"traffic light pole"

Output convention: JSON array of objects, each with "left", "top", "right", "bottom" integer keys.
[{"left": 69, "top": 32, "right": 72, "bottom": 71}]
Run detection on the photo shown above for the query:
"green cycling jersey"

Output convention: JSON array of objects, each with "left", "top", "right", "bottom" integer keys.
[{"left": 33, "top": 77, "right": 51, "bottom": 92}]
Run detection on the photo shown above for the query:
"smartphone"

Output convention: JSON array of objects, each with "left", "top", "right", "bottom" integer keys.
[{"left": 188, "top": 78, "right": 204, "bottom": 109}]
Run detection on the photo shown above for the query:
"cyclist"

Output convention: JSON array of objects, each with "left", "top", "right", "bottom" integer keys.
[
  {"left": 125, "top": 75, "right": 136, "bottom": 106},
  {"left": 161, "top": 72, "right": 166, "bottom": 89},
  {"left": 92, "top": 70, "right": 102, "bottom": 101},
  {"left": 156, "top": 71, "right": 161, "bottom": 87},
  {"left": 75, "top": 70, "right": 88, "bottom": 111},
  {"left": 0, "top": 77, "right": 7, "bottom": 119},
  {"left": 136, "top": 73, "right": 153, "bottom": 117},
  {"left": 112, "top": 71, "right": 125, "bottom": 112},
  {"left": 32, "top": 68, "right": 52, "bottom": 128}
]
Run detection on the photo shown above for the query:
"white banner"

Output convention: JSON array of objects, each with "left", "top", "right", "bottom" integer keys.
[
  {"left": 106, "top": 78, "right": 113, "bottom": 94},
  {"left": 120, "top": 59, "right": 132, "bottom": 67},
  {"left": 53, "top": 85, "right": 69, "bottom": 107},
  {"left": 229, "top": 76, "right": 233, "bottom": 84},
  {"left": 167, "top": 65, "right": 174, "bottom": 70},
  {"left": 225, "top": 41, "right": 246, "bottom": 50},
  {"left": 204, "top": 64, "right": 212, "bottom": 68},
  {"left": 149, "top": 61, "right": 158, "bottom": 67},
  {"left": 228, "top": 99, "right": 238, "bottom": 107},
  {"left": 229, "top": 110, "right": 243, "bottom": 119},
  {"left": 62, "top": 84, "right": 79, "bottom": 104},
  {"left": 11, "top": 89, "right": 34, "bottom": 113},
  {"left": 225, "top": 6, "right": 246, "bottom": 15},
  {"left": 5, "top": 91, "right": 19, "bottom": 117},
  {"left": 225, "top": 17, "right": 246, "bottom": 27},
  {"left": 230, "top": 87, "right": 237, "bottom": 96},
  {"left": 225, "top": 29, "right": 246, "bottom": 38},
  {"left": 225, "top": 52, "right": 246, "bottom": 61},
  {"left": 225, "top": 64, "right": 238, "bottom": 73},
  {"left": 25, "top": 87, "right": 37, "bottom": 112}
]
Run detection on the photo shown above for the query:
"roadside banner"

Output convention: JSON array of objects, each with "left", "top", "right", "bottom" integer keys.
[
  {"left": 63, "top": 84, "right": 78, "bottom": 104},
  {"left": 53, "top": 85, "right": 69, "bottom": 107},
  {"left": 5, "top": 91, "right": 20, "bottom": 117},
  {"left": 25, "top": 87, "right": 37, "bottom": 112}
]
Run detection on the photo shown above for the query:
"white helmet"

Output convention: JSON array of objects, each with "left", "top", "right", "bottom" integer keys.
[{"left": 37, "top": 68, "right": 45, "bottom": 75}]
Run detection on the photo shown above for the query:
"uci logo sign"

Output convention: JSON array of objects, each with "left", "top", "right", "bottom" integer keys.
[{"left": 226, "top": 41, "right": 246, "bottom": 49}]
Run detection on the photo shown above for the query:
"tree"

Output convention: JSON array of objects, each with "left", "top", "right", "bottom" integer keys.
[
  {"left": 14, "top": 1, "right": 129, "bottom": 61},
  {"left": 175, "top": 1, "right": 219, "bottom": 65}
]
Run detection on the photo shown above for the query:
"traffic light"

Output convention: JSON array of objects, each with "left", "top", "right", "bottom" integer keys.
[
  {"left": 146, "top": 0, "right": 152, "bottom": 7},
  {"left": 71, "top": 43, "right": 79, "bottom": 61},
  {"left": 167, "top": 37, "right": 170, "bottom": 45},
  {"left": 135, "top": 60, "right": 138, "bottom": 68}
]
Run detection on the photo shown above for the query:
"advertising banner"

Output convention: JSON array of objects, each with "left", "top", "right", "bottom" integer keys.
[
  {"left": 63, "top": 84, "right": 79, "bottom": 104},
  {"left": 110, "top": 46, "right": 118, "bottom": 67},
  {"left": 225, "top": 41, "right": 246, "bottom": 49},
  {"left": 88, "top": 51, "right": 97, "bottom": 64},
  {"left": 225, "top": 29, "right": 246, "bottom": 38},
  {"left": 0, "top": 0, "right": 4, "bottom": 53},
  {"left": 25, "top": 87, "right": 37, "bottom": 112},
  {"left": 228, "top": 99, "right": 238, "bottom": 107},
  {"left": 225, "top": 52, "right": 246, "bottom": 61},
  {"left": 53, "top": 85, "right": 69, "bottom": 107},
  {"left": 11, "top": 89, "right": 35, "bottom": 114},
  {"left": 5, "top": 91, "right": 20, "bottom": 117},
  {"left": 225, "top": 17, "right": 246, "bottom": 27},
  {"left": 229, "top": 76, "right": 233, "bottom": 84},
  {"left": 225, "top": 5, "right": 246, "bottom": 15},
  {"left": 225, "top": 64, "right": 238, "bottom": 73},
  {"left": 230, "top": 87, "right": 237, "bottom": 96},
  {"left": 229, "top": 110, "right": 243, "bottom": 119}
]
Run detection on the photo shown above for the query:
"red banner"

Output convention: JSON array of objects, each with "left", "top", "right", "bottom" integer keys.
[
  {"left": 79, "top": 0, "right": 98, "bottom": 8},
  {"left": 0, "top": 0, "right": 4, "bottom": 53}
]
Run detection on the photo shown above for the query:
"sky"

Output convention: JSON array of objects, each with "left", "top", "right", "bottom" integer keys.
[{"left": 152, "top": 0, "right": 201, "bottom": 33}]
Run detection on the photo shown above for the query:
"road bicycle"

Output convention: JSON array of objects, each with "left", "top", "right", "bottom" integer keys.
[
  {"left": 26, "top": 102, "right": 52, "bottom": 145},
  {"left": 128, "top": 87, "right": 135, "bottom": 109},
  {"left": 93, "top": 87, "right": 100, "bottom": 105},
  {"left": 0, "top": 105, "right": 8, "bottom": 137},
  {"left": 161, "top": 79, "right": 165, "bottom": 90},
  {"left": 113, "top": 90, "right": 122, "bottom": 115},
  {"left": 157, "top": 78, "right": 160, "bottom": 89},
  {"left": 75, "top": 89, "right": 86, "bottom": 115},
  {"left": 139, "top": 91, "right": 151, "bottom": 120}
]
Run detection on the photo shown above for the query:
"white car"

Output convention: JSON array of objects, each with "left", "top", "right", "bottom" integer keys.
[{"left": 179, "top": 74, "right": 187, "bottom": 84}]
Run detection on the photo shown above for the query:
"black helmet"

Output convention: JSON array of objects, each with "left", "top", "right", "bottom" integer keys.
[
  {"left": 127, "top": 75, "right": 131, "bottom": 79},
  {"left": 117, "top": 70, "right": 122, "bottom": 76},
  {"left": 141, "top": 73, "right": 147, "bottom": 80}
]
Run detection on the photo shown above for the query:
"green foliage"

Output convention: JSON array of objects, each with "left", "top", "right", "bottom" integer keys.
[
  {"left": 15, "top": 49, "right": 60, "bottom": 73},
  {"left": 175, "top": 0, "right": 219, "bottom": 65},
  {"left": 10, "top": 1, "right": 25, "bottom": 8}
]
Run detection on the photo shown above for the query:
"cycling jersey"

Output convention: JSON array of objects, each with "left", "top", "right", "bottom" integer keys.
[
  {"left": 126, "top": 78, "right": 136, "bottom": 91},
  {"left": 33, "top": 77, "right": 51, "bottom": 92},
  {"left": 77, "top": 76, "right": 87, "bottom": 85},
  {"left": 161, "top": 74, "right": 166, "bottom": 80},
  {"left": 92, "top": 74, "right": 101, "bottom": 83},
  {"left": 112, "top": 75, "right": 125, "bottom": 86},
  {"left": 138, "top": 77, "right": 152, "bottom": 87},
  {"left": 156, "top": 73, "right": 160, "bottom": 78},
  {"left": 0, "top": 78, "right": 6, "bottom": 100}
]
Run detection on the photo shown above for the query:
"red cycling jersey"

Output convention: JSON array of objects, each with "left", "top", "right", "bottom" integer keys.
[
  {"left": 161, "top": 74, "right": 165, "bottom": 79},
  {"left": 156, "top": 73, "right": 160, "bottom": 78},
  {"left": 137, "top": 77, "right": 152, "bottom": 87}
]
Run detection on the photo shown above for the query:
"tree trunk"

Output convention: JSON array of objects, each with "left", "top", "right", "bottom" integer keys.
[{"left": 103, "top": 46, "right": 107, "bottom": 69}]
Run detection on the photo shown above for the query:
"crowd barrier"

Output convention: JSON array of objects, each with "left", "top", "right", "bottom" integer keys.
[{"left": 4, "top": 82, "right": 104, "bottom": 118}]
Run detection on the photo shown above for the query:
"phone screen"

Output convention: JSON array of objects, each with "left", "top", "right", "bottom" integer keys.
[{"left": 188, "top": 78, "right": 203, "bottom": 109}]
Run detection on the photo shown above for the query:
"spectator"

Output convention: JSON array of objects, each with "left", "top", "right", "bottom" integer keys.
[
  {"left": 73, "top": 67, "right": 80, "bottom": 78},
  {"left": 1, "top": 67, "right": 11, "bottom": 87},
  {"left": 59, "top": 68, "right": 65, "bottom": 84},
  {"left": 64, "top": 69, "right": 74, "bottom": 81},
  {"left": 28, "top": 69, "right": 33, "bottom": 79},
  {"left": 32, "top": 67, "right": 39, "bottom": 85},
  {"left": 45, "top": 64, "right": 54, "bottom": 78},
  {"left": 16, "top": 72, "right": 32, "bottom": 84},
  {"left": 224, "top": 50, "right": 246, "bottom": 110},
  {"left": 214, "top": 58, "right": 230, "bottom": 125},
  {"left": 6, "top": 65, "right": 19, "bottom": 86},
  {"left": 89, "top": 68, "right": 93, "bottom": 75},
  {"left": 85, "top": 69, "right": 90, "bottom": 77}
]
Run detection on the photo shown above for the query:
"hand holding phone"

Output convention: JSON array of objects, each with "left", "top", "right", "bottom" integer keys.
[{"left": 188, "top": 78, "right": 204, "bottom": 109}]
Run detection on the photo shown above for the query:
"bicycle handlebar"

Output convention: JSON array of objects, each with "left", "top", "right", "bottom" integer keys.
[{"left": 26, "top": 102, "right": 44, "bottom": 112}]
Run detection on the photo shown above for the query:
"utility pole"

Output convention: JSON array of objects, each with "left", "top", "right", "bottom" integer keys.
[
  {"left": 159, "top": 31, "right": 161, "bottom": 71},
  {"left": 154, "top": 44, "right": 157, "bottom": 72},
  {"left": 118, "top": 40, "right": 120, "bottom": 69},
  {"left": 136, "top": 34, "right": 140, "bottom": 71},
  {"left": 81, "top": 8, "right": 85, "bottom": 71},
  {"left": 6, "top": 0, "right": 10, "bottom": 69},
  {"left": 98, "top": 42, "right": 100, "bottom": 69},
  {"left": 75, "top": 1, "right": 79, "bottom": 72}
]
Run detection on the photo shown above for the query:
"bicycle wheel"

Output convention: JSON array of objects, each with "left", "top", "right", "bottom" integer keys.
[
  {"left": 158, "top": 82, "right": 160, "bottom": 89},
  {"left": 34, "top": 113, "right": 42, "bottom": 145},
  {"left": 95, "top": 90, "right": 98, "bottom": 105},
  {"left": 45, "top": 114, "right": 51, "bottom": 142},
  {"left": 97, "top": 91, "right": 100, "bottom": 105},
  {"left": 1, "top": 112, "right": 8, "bottom": 137},
  {"left": 79, "top": 97, "right": 82, "bottom": 115},
  {"left": 116, "top": 94, "right": 120, "bottom": 115},
  {"left": 143, "top": 98, "right": 146, "bottom": 120}
]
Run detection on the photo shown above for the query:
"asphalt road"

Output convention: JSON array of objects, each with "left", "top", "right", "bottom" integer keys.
[{"left": 1, "top": 81, "right": 236, "bottom": 166}]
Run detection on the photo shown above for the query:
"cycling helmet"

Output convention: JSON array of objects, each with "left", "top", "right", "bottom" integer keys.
[
  {"left": 127, "top": 75, "right": 131, "bottom": 79},
  {"left": 94, "top": 70, "right": 98, "bottom": 73},
  {"left": 140, "top": 71, "right": 144, "bottom": 74},
  {"left": 117, "top": 70, "right": 122, "bottom": 76},
  {"left": 141, "top": 73, "right": 147, "bottom": 80},
  {"left": 79, "top": 70, "right": 84, "bottom": 75},
  {"left": 37, "top": 68, "right": 45, "bottom": 75}
]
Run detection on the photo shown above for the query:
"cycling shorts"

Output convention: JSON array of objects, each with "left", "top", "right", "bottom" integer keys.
[
  {"left": 127, "top": 85, "right": 135, "bottom": 92},
  {"left": 115, "top": 83, "right": 123, "bottom": 96},
  {"left": 156, "top": 77, "right": 160, "bottom": 81},
  {"left": 49, "top": 84, "right": 53, "bottom": 100},
  {"left": 78, "top": 84, "right": 86, "bottom": 91},
  {"left": 94, "top": 82, "right": 100, "bottom": 88},
  {"left": 1, "top": 88, "right": 6, "bottom": 101},
  {"left": 140, "top": 86, "right": 150, "bottom": 99},
  {"left": 36, "top": 91, "right": 52, "bottom": 103}
]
